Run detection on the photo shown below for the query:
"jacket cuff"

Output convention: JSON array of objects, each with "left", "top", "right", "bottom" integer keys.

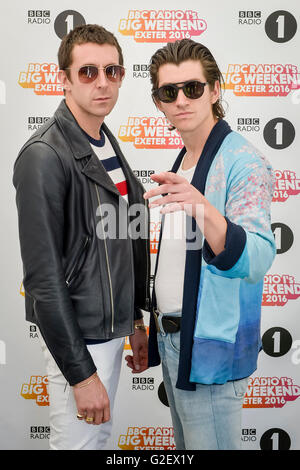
[
  {"left": 69, "top": 363, "right": 97, "bottom": 387},
  {"left": 134, "top": 307, "right": 144, "bottom": 321},
  {"left": 203, "top": 217, "right": 247, "bottom": 271}
]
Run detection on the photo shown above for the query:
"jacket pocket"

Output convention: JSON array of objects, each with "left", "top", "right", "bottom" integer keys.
[
  {"left": 194, "top": 268, "right": 240, "bottom": 343},
  {"left": 232, "top": 377, "right": 249, "bottom": 398},
  {"left": 65, "top": 236, "right": 90, "bottom": 287}
]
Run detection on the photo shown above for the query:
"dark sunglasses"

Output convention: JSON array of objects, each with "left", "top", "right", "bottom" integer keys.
[
  {"left": 66, "top": 64, "right": 125, "bottom": 83},
  {"left": 153, "top": 80, "right": 207, "bottom": 103}
]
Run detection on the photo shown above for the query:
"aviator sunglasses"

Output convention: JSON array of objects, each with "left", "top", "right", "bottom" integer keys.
[
  {"left": 153, "top": 80, "right": 207, "bottom": 103},
  {"left": 66, "top": 64, "right": 125, "bottom": 83}
]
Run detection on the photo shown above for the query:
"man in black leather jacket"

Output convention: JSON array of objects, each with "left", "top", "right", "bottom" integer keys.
[{"left": 13, "top": 24, "right": 150, "bottom": 450}]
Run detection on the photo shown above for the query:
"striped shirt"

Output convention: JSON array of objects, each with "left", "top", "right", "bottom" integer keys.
[{"left": 85, "top": 128, "right": 128, "bottom": 203}]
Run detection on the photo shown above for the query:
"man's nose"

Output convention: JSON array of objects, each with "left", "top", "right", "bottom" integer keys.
[
  {"left": 95, "top": 68, "right": 108, "bottom": 87},
  {"left": 175, "top": 88, "right": 188, "bottom": 105}
]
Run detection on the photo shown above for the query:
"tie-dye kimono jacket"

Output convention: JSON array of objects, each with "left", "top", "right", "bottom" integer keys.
[{"left": 148, "top": 119, "right": 276, "bottom": 390}]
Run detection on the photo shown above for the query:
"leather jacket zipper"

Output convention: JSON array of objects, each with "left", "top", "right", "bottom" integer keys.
[
  {"left": 94, "top": 184, "right": 115, "bottom": 333},
  {"left": 66, "top": 236, "right": 90, "bottom": 287}
]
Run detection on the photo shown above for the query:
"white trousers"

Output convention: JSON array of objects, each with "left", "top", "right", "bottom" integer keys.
[{"left": 39, "top": 335, "right": 125, "bottom": 450}]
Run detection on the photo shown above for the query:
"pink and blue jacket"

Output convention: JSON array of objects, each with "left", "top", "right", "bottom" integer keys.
[{"left": 148, "top": 119, "right": 276, "bottom": 390}]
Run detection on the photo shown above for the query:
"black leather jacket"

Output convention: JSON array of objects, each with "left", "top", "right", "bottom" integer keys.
[{"left": 13, "top": 100, "right": 150, "bottom": 385}]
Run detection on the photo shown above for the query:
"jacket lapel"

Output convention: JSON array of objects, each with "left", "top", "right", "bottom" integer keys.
[
  {"left": 170, "top": 119, "right": 232, "bottom": 193},
  {"left": 54, "top": 99, "right": 127, "bottom": 198},
  {"left": 80, "top": 152, "right": 121, "bottom": 197}
]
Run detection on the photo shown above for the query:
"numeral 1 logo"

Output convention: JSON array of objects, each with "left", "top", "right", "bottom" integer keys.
[
  {"left": 262, "top": 327, "right": 293, "bottom": 357},
  {"left": 265, "top": 11, "right": 297, "bottom": 43},
  {"left": 276, "top": 15, "right": 285, "bottom": 39},
  {"left": 271, "top": 223, "right": 294, "bottom": 255},
  {"left": 54, "top": 10, "right": 86, "bottom": 39},
  {"left": 260, "top": 428, "right": 291, "bottom": 450},
  {"left": 263, "top": 118, "right": 295, "bottom": 149},
  {"left": 65, "top": 15, "right": 74, "bottom": 35}
]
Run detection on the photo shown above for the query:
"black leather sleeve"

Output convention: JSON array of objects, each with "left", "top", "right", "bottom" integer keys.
[
  {"left": 13, "top": 142, "right": 97, "bottom": 385},
  {"left": 134, "top": 307, "right": 144, "bottom": 321}
]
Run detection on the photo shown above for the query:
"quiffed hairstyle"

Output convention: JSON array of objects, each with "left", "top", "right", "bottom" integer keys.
[
  {"left": 149, "top": 39, "right": 225, "bottom": 119},
  {"left": 58, "top": 24, "right": 124, "bottom": 79}
]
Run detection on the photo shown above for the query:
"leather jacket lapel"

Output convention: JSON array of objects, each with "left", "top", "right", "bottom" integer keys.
[
  {"left": 81, "top": 152, "right": 121, "bottom": 197},
  {"left": 55, "top": 100, "right": 123, "bottom": 197}
]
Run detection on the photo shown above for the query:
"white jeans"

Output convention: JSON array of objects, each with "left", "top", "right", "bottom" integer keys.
[{"left": 39, "top": 335, "right": 125, "bottom": 450}]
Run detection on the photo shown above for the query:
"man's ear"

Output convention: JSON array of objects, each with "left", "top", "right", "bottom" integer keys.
[
  {"left": 211, "top": 80, "right": 221, "bottom": 105},
  {"left": 152, "top": 95, "right": 163, "bottom": 112},
  {"left": 58, "top": 70, "right": 71, "bottom": 92}
]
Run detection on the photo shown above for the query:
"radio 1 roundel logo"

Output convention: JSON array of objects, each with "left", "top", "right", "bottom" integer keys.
[
  {"left": 262, "top": 327, "right": 293, "bottom": 357},
  {"left": 265, "top": 11, "right": 297, "bottom": 43},
  {"left": 263, "top": 118, "right": 295, "bottom": 150},
  {"left": 260, "top": 428, "right": 291, "bottom": 450},
  {"left": 54, "top": 10, "right": 86, "bottom": 39},
  {"left": 272, "top": 222, "right": 294, "bottom": 254}
]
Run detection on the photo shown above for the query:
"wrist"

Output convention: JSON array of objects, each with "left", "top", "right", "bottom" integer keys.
[
  {"left": 134, "top": 321, "right": 147, "bottom": 332},
  {"left": 73, "top": 372, "right": 98, "bottom": 389}
]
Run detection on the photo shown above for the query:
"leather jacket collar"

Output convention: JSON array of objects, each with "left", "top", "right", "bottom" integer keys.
[{"left": 54, "top": 99, "right": 130, "bottom": 198}]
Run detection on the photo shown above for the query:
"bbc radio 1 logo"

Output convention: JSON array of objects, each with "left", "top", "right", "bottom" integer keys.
[
  {"left": 262, "top": 327, "right": 300, "bottom": 365},
  {"left": 260, "top": 428, "right": 291, "bottom": 450},
  {"left": 265, "top": 11, "right": 297, "bottom": 43},
  {"left": 54, "top": 10, "right": 85, "bottom": 39},
  {"left": 118, "top": 116, "right": 183, "bottom": 149},
  {"left": 263, "top": 118, "right": 295, "bottom": 150},
  {"left": 237, "top": 117, "right": 296, "bottom": 151},
  {"left": 27, "top": 10, "right": 86, "bottom": 36},
  {"left": 272, "top": 223, "right": 294, "bottom": 254},
  {"left": 119, "top": 10, "right": 207, "bottom": 43},
  {"left": 242, "top": 428, "right": 291, "bottom": 450},
  {"left": 238, "top": 10, "right": 297, "bottom": 44}
]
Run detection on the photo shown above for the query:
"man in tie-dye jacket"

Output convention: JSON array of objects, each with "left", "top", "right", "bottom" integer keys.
[{"left": 141, "top": 39, "right": 276, "bottom": 450}]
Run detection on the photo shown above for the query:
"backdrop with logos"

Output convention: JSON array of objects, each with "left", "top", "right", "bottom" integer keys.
[{"left": 0, "top": 0, "right": 299, "bottom": 450}]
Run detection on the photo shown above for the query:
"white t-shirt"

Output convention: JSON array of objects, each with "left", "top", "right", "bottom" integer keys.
[{"left": 155, "top": 160, "right": 196, "bottom": 314}]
